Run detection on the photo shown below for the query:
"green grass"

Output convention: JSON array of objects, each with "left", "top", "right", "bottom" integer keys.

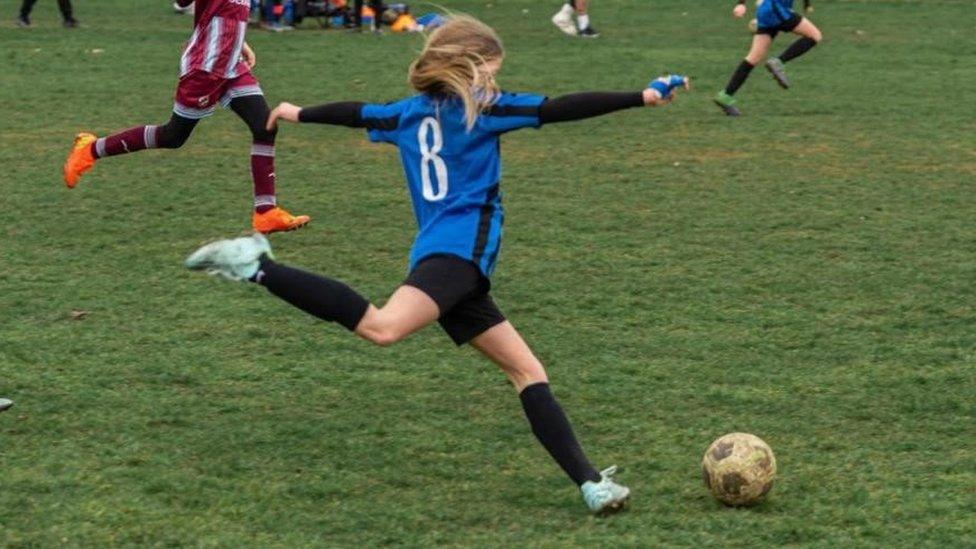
[{"left": 2, "top": 0, "right": 975, "bottom": 545}]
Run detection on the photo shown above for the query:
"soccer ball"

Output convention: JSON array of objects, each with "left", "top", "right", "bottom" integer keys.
[{"left": 701, "top": 432, "right": 776, "bottom": 506}]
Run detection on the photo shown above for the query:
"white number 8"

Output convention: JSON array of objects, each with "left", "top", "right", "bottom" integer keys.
[{"left": 418, "top": 117, "right": 449, "bottom": 202}]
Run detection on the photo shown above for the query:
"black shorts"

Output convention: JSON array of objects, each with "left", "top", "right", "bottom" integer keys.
[
  {"left": 756, "top": 13, "right": 802, "bottom": 38},
  {"left": 403, "top": 254, "right": 506, "bottom": 346}
]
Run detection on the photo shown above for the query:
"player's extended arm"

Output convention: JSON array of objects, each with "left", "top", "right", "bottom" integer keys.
[
  {"left": 299, "top": 102, "right": 367, "bottom": 127},
  {"left": 266, "top": 101, "right": 367, "bottom": 130},
  {"left": 539, "top": 75, "right": 689, "bottom": 124}
]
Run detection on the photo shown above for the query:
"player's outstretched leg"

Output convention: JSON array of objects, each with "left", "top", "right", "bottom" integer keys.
[
  {"left": 714, "top": 33, "right": 772, "bottom": 116},
  {"left": 186, "top": 234, "right": 435, "bottom": 342},
  {"left": 229, "top": 95, "right": 310, "bottom": 234},
  {"left": 766, "top": 18, "right": 821, "bottom": 89},
  {"left": 63, "top": 114, "right": 198, "bottom": 188},
  {"left": 471, "top": 322, "right": 630, "bottom": 514}
]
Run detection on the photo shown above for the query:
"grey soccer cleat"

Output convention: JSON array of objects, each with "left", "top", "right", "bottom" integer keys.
[
  {"left": 581, "top": 466, "right": 630, "bottom": 515},
  {"left": 185, "top": 233, "right": 273, "bottom": 281},
  {"left": 0, "top": 398, "right": 13, "bottom": 412},
  {"left": 765, "top": 58, "right": 790, "bottom": 89}
]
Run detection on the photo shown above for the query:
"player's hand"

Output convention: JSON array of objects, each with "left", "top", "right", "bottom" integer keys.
[
  {"left": 733, "top": 4, "right": 747, "bottom": 18},
  {"left": 242, "top": 42, "right": 257, "bottom": 69},
  {"left": 805, "top": 5, "right": 814, "bottom": 13},
  {"left": 267, "top": 102, "right": 302, "bottom": 131},
  {"left": 644, "top": 75, "right": 690, "bottom": 106}
]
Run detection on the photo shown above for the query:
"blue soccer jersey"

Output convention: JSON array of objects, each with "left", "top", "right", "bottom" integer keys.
[
  {"left": 756, "top": 0, "right": 797, "bottom": 29},
  {"left": 361, "top": 92, "right": 545, "bottom": 277}
]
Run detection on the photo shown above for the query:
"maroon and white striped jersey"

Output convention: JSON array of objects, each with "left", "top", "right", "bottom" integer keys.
[{"left": 179, "top": 0, "right": 251, "bottom": 79}]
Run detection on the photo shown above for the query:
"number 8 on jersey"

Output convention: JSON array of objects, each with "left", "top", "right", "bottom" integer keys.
[{"left": 418, "top": 117, "right": 449, "bottom": 202}]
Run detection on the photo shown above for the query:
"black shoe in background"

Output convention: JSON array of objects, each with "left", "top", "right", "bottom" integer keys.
[{"left": 579, "top": 26, "right": 600, "bottom": 38}]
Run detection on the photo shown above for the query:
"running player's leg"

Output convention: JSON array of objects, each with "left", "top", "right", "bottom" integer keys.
[
  {"left": 228, "top": 91, "right": 310, "bottom": 233},
  {"left": 776, "top": 17, "right": 821, "bottom": 64},
  {"left": 63, "top": 113, "right": 198, "bottom": 188},
  {"left": 715, "top": 33, "right": 772, "bottom": 115},
  {"left": 17, "top": 0, "right": 36, "bottom": 26},
  {"left": 469, "top": 319, "right": 630, "bottom": 513},
  {"left": 765, "top": 15, "right": 819, "bottom": 88},
  {"left": 58, "top": 0, "right": 77, "bottom": 26},
  {"left": 573, "top": 0, "right": 598, "bottom": 37},
  {"left": 63, "top": 71, "right": 222, "bottom": 188}
]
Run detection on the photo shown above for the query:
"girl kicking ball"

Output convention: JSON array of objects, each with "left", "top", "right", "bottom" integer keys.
[
  {"left": 714, "top": 0, "right": 821, "bottom": 116},
  {"left": 185, "top": 15, "right": 688, "bottom": 514},
  {"left": 62, "top": 0, "right": 310, "bottom": 234}
]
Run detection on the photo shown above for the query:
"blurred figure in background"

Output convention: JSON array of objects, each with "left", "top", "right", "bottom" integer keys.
[
  {"left": 551, "top": 0, "right": 598, "bottom": 38},
  {"left": 16, "top": 0, "right": 78, "bottom": 28},
  {"left": 173, "top": 1, "right": 194, "bottom": 15}
]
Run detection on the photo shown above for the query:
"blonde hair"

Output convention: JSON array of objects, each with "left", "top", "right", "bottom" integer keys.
[{"left": 408, "top": 15, "right": 504, "bottom": 129}]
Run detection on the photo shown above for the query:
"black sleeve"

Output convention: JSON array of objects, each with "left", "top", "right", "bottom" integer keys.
[
  {"left": 538, "top": 92, "right": 644, "bottom": 124},
  {"left": 298, "top": 102, "right": 367, "bottom": 128}
]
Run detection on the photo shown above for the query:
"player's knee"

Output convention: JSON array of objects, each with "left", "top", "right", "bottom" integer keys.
[
  {"left": 367, "top": 327, "right": 405, "bottom": 347},
  {"left": 157, "top": 123, "right": 192, "bottom": 149},
  {"left": 745, "top": 51, "right": 765, "bottom": 65},
  {"left": 250, "top": 121, "right": 276, "bottom": 143},
  {"left": 358, "top": 317, "right": 408, "bottom": 347}
]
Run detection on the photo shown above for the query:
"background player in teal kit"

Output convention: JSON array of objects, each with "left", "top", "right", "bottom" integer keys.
[
  {"left": 184, "top": 15, "right": 689, "bottom": 514},
  {"left": 715, "top": 0, "right": 822, "bottom": 116}
]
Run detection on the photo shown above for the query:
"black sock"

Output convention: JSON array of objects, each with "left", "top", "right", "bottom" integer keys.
[
  {"left": 779, "top": 37, "right": 818, "bottom": 63},
  {"left": 519, "top": 382, "right": 601, "bottom": 486},
  {"left": 252, "top": 258, "right": 370, "bottom": 331},
  {"left": 724, "top": 60, "right": 755, "bottom": 96}
]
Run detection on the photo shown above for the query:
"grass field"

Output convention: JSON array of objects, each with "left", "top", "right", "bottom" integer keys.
[{"left": 2, "top": 0, "right": 975, "bottom": 545}]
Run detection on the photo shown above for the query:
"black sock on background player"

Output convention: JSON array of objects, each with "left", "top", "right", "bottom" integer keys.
[
  {"left": 778, "top": 36, "right": 818, "bottom": 63},
  {"left": 724, "top": 60, "right": 755, "bottom": 96}
]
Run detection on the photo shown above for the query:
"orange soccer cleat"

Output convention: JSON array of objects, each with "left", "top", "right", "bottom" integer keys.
[
  {"left": 252, "top": 206, "right": 311, "bottom": 234},
  {"left": 63, "top": 132, "right": 98, "bottom": 188}
]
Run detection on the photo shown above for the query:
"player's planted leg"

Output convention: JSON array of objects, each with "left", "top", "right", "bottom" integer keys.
[{"left": 471, "top": 322, "right": 630, "bottom": 514}]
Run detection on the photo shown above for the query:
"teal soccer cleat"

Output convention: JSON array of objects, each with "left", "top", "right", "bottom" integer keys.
[
  {"left": 581, "top": 466, "right": 630, "bottom": 515},
  {"left": 185, "top": 233, "right": 273, "bottom": 281}
]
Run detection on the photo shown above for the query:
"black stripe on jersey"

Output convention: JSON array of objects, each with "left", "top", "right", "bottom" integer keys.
[
  {"left": 486, "top": 104, "right": 540, "bottom": 118},
  {"left": 363, "top": 115, "right": 400, "bottom": 131},
  {"left": 472, "top": 185, "right": 500, "bottom": 265}
]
